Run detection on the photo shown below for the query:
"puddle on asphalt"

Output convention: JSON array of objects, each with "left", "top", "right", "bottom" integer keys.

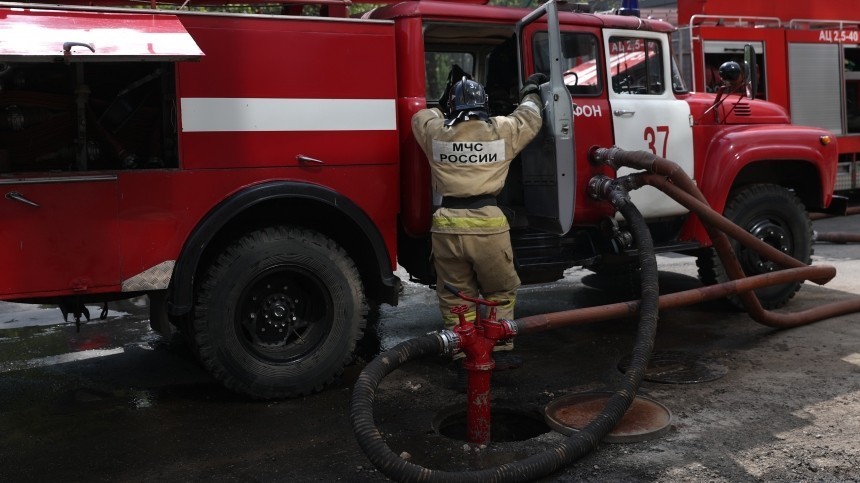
[{"left": 0, "top": 348, "right": 126, "bottom": 373}]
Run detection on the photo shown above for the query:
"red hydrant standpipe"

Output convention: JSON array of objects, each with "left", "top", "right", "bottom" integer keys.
[{"left": 445, "top": 285, "right": 517, "bottom": 445}]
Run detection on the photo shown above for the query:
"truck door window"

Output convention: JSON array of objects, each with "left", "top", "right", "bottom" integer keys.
[
  {"left": 609, "top": 37, "right": 664, "bottom": 95},
  {"left": 702, "top": 42, "right": 766, "bottom": 99},
  {"left": 424, "top": 52, "right": 474, "bottom": 105},
  {"left": 533, "top": 32, "right": 602, "bottom": 96}
]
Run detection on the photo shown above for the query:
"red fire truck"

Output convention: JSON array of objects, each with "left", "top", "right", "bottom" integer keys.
[
  {"left": 0, "top": 0, "right": 838, "bottom": 399},
  {"left": 675, "top": 0, "right": 860, "bottom": 191}
]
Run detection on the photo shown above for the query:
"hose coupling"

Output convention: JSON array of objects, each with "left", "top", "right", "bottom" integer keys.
[
  {"left": 590, "top": 146, "right": 623, "bottom": 170},
  {"left": 615, "top": 173, "right": 646, "bottom": 192},
  {"left": 588, "top": 175, "right": 632, "bottom": 209},
  {"left": 499, "top": 319, "right": 518, "bottom": 337},
  {"left": 588, "top": 175, "right": 614, "bottom": 200},
  {"left": 598, "top": 217, "right": 634, "bottom": 252},
  {"left": 434, "top": 330, "right": 461, "bottom": 355}
]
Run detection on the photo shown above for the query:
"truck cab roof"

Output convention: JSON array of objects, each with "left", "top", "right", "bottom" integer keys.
[{"left": 366, "top": 0, "right": 675, "bottom": 33}]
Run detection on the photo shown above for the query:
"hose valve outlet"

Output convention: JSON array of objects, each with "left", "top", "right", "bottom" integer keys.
[
  {"left": 499, "top": 319, "right": 518, "bottom": 337},
  {"left": 588, "top": 175, "right": 614, "bottom": 200},
  {"left": 600, "top": 217, "right": 634, "bottom": 252},
  {"left": 590, "top": 146, "right": 623, "bottom": 170},
  {"left": 588, "top": 175, "right": 632, "bottom": 209}
]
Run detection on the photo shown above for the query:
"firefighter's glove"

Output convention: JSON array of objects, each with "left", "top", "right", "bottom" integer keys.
[{"left": 519, "top": 72, "right": 549, "bottom": 102}]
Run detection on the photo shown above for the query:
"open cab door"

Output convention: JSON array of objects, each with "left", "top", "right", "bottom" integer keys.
[{"left": 516, "top": 0, "right": 576, "bottom": 235}]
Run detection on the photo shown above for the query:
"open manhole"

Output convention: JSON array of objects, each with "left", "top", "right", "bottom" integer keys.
[
  {"left": 618, "top": 350, "right": 729, "bottom": 384},
  {"left": 433, "top": 405, "right": 551, "bottom": 442},
  {"left": 544, "top": 392, "right": 672, "bottom": 443}
]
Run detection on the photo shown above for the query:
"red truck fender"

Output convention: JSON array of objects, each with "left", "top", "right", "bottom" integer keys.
[
  {"left": 167, "top": 181, "right": 399, "bottom": 320},
  {"left": 681, "top": 124, "right": 838, "bottom": 244},
  {"left": 698, "top": 124, "right": 837, "bottom": 213}
]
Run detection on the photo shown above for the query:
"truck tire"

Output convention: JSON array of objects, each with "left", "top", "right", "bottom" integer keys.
[
  {"left": 192, "top": 226, "right": 367, "bottom": 399},
  {"left": 697, "top": 184, "right": 812, "bottom": 310}
]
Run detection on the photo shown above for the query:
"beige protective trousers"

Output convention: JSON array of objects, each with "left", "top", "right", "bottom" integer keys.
[{"left": 432, "top": 231, "right": 521, "bottom": 329}]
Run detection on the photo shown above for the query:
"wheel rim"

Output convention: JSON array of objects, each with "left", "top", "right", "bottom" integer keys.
[
  {"left": 236, "top": 264, "right": 333, "bottom": 363},
  {"left": 738, "top": 217, "right": 793, "bottom": 275}
]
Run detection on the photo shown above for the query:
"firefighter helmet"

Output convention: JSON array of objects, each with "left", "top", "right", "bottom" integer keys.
[{"left": 445, "top": 77, "right": 489, "bottom": 126}]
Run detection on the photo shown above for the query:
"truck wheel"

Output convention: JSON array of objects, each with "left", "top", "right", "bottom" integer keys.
[
  {"left": 193, "top": 226, "right": 367, "bottom": 399},
  {"left": 696, "top": 184, "right": 812, "bottom": 310}
]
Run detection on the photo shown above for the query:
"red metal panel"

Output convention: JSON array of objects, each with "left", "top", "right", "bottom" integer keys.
[
  {"left": 836, "top": 134, "right": 860, "bottom": 154},
  {"left": 0, "top": 177, "right": 120, "bottom": 298},
  {"left": 786, "top": 26, "right": 860, "bottom": 45},
  {"left": 368, "top": 1, "right": 670, "bottom": 32},
  {"left": 0, "top": 7, "right": 203, "bottom": 61},
  {"left": 697, "top": 125, "right": 838, "bottom": 213},
  {"left": 177, "top": 15, "right": 394, "bottom": 99},
  {"left": 545, "top": 25, "right": 615, "bottom": 225},
  {"left": 680, "top": 0, "right": 860, "bottom": 25},
  {"left": 176, "top": 15, "right": 398, "bottom": 169},
  {"left": 395, "top": 16, "right": 431, "bottom": 237},
  {"left": 115, "top": 166, "right": 400, "bottom": 283},
  {"left": 181, "top": 131, "right": 398, "bottom": 169}
]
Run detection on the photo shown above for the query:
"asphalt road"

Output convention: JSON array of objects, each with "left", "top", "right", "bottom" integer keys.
[{"left": 1, "top": 213, "right": 859, "bottom": 482}]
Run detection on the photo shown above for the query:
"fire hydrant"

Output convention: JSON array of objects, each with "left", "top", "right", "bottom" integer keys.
[{"left": 445, "top": 284, "right": 517, "bottom": 444}]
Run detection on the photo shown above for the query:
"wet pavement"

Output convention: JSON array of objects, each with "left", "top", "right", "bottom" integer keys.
[{"left": 1, "top": 214, "right": 860, "bottom": 482}]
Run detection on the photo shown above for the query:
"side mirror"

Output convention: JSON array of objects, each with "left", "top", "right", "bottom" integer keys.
[{"left": 743, "top": 44, "right": 758, "bottom": 99}]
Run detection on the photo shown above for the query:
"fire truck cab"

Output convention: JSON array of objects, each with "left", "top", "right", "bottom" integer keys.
[
  {"left": 676, "top": 0, "right": 860, "bottom": 191},
  {"left": 0, "top": 0, "right": 838, "bottom": 399}
]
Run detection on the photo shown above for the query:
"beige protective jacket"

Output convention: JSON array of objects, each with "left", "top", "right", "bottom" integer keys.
[{"left": 411, "top": 93, "right": 543, "bottom": 235}]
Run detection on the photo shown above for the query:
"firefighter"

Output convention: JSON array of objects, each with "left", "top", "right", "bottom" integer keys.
[{"left": 412, "top": 72, "right": 546, "bottom": 366}]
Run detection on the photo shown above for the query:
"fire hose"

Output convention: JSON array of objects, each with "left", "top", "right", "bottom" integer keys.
[
  {"left": 351, "top": 147, "right": 860, "bottom": 481},
  {"left": 591, "top": 147, "right": 860, "bottom": 327},
  {"left": 351, "top": 187, "right": 660, "bottom": 483},
  {"left": 810, "top": 203, "right": 860, "bottom": 244},
  {"left": 813, "top": 231, "right": 860, "bottom": 244},
  {"left": 810, "top": 205, "right": 860, "bottom": 221}
]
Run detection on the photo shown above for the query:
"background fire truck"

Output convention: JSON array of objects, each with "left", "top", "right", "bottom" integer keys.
[
  {"left": 667, "top": 0, "right": 860, "bottom": 191},
  {"left": 0, "top": 0, "right": 838, "bottom": 399}
]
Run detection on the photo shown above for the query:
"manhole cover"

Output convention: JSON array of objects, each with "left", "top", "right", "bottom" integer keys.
[
  {"left": 433, "top": 405, "right": 551, "bottom": 442},
  {"left": 618, "top": 350, "right": 728, "bottom": 384},
  {"left": 544, "top": 392, "right": 672, "bottom": 443}
]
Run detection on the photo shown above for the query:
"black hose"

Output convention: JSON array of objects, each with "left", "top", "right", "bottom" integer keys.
[{"left": 350, "top": 193, "right": 660, "bottom": 482}]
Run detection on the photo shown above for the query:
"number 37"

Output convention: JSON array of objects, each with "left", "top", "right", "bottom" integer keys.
[{"left": 644, "top": 125, "right": 670, "bottom": 158}]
